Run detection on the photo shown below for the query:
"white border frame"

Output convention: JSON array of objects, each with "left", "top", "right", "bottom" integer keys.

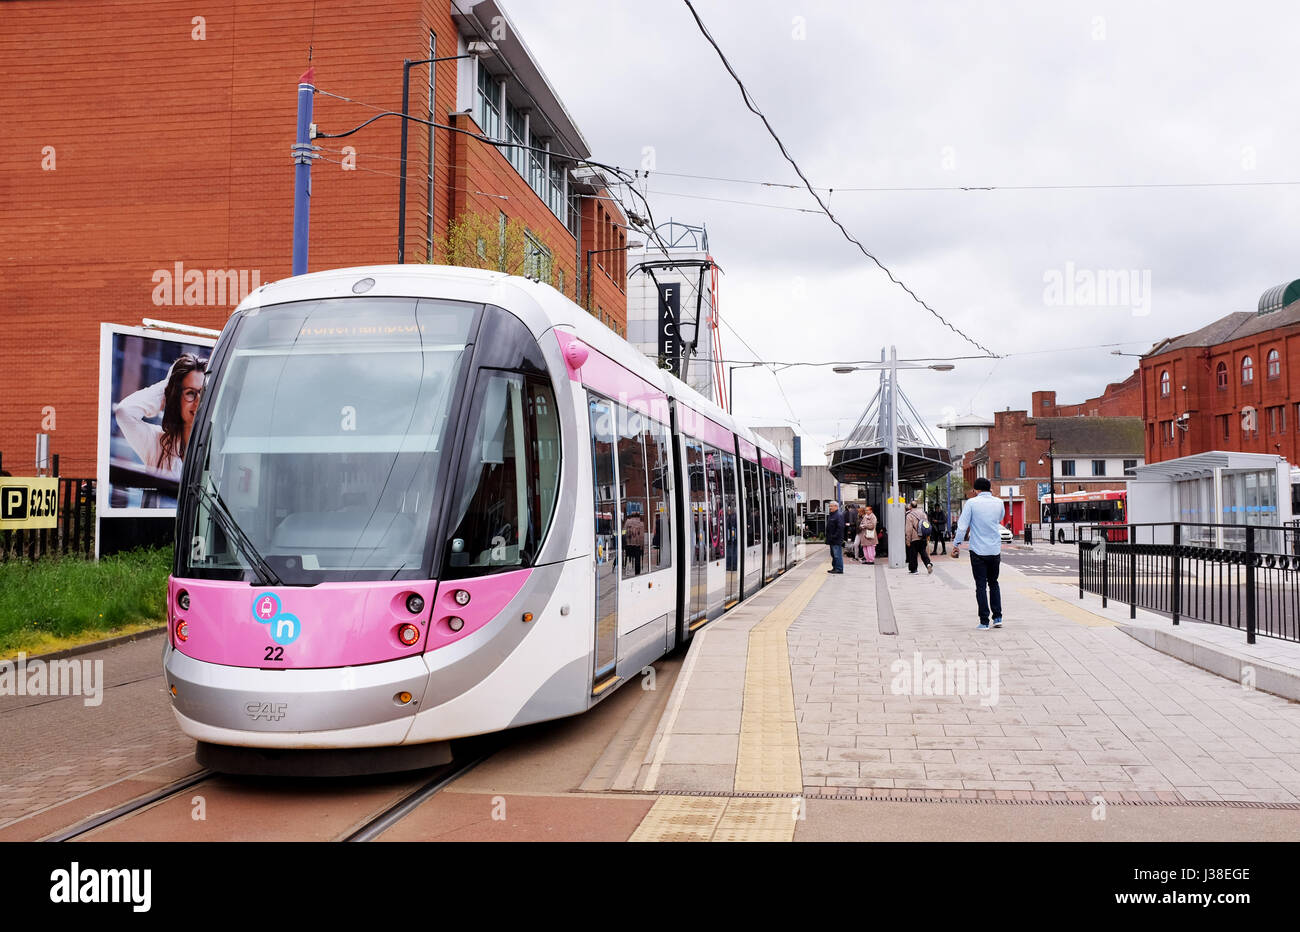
[{"left": 96, "top": 323, "right": 217, "bottom": 556}]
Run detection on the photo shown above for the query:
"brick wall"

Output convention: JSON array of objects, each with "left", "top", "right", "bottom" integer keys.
[
  {"left": 1142, "top": 321, "right": 1300, "bottom": 466},
  {"left": 1030, "top": 368, "right": 1141, "bottom": 418},
  {"left": 0, "top": 0, "right": 625, "bottom": 477}
]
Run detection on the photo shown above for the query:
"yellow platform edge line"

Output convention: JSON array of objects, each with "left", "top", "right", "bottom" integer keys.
[{"left": 1019, "top": 587, "right": 1118, "bottom": 627}]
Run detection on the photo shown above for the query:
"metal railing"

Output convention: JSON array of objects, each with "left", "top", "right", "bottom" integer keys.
[
  {"left": 0, "top": 478, "right": 96, "bottom": 562},
  {"left": 1078, "top": 521, "right": 1300, "bottom": 644}
]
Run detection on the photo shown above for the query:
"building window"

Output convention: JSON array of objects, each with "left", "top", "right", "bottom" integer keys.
[
  {"left": 497, "top": 211, "right": 507, "bottom": 272},
  {"left": 1160, "top": 370, "right": 1170, "bottom": 397},
  {"left": 505, "top": 100, "right": 527, "bottom": 176},
  {"left": 1123, "top": 459, "right": 1137, "bottom": 476},
  {"left": 1018, "top": 460, "right": 1026, "bottom": 478},
  {"left": 1061, "top": 460, "right": 1076, "bottom": 477},
  {"left": 1216, "top": 361, "right": 1227, "bottom": 390},
  {"left": 1242, "top": 356, "right": 1254, "bottom": 384},
  {"left": 1092, "top": 460, "right": 1106, "bottom": 476},
  {"left": 523, "top": 230, "right": 550, "bottom": 281},
  {"left": 993, "top": 462, "right": 1001, "bottom": 479},
  {"left": 1218, "top": 414, "right": 1230, "bottom": 442},
  {"left": 1267, "top": 349, "right": 1281, "bottom": 380},
  {"left": 1161, "top": 420, "right": 1175, "bottom": 444},
  {"left": 557, "top": 267, "right": 565, "bottom": 297},
  {"left": 476, "top": 64, "right": 500, "bottom": 140},
  {"left": 1268, "top": 405, "right": 1285, "bottom": 434}
]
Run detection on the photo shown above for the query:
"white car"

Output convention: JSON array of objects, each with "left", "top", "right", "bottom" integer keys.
[{"left": 999, "top": 525, "right": 1014, "bottom": 544}]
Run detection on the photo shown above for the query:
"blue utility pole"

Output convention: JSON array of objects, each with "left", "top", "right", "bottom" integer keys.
[{"left": 291, "top": 68, "right": 317, "bottom": 276}]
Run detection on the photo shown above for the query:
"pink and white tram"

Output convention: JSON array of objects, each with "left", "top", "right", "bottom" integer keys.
[{"left": 163, "top": 265, "right": 800, "bottom": 773}]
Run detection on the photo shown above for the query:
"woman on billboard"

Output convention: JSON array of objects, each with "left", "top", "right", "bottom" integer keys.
[{"left": 113, "top": 353, "right": 207, "bottom": 481}]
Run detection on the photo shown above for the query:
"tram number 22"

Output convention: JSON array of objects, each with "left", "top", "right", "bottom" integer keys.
[{"left": 264, "top": 645, "right": 285, "bottom": 662}]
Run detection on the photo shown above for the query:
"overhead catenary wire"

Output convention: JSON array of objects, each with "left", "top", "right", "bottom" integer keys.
[
  {"left": 642, "top": 167, "right": 1300, "bottom": 194},
  {"left": 682, "top": 0, "right": 999, "bottom": 358}
]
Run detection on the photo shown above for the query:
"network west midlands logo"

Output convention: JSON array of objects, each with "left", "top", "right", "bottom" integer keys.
[{"left": 252, "top": 592, "right": 301, "bottom": 646}]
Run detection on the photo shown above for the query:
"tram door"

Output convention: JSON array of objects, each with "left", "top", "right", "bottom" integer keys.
[
  {"left": 704, "top": 446, "right": 727, "bottom": 618},
  {"left": 589, "top": 397, "right": 619, "bottom": 688},
  {"left": 721, "top": 450, "right": 741, "bottom": 608}
]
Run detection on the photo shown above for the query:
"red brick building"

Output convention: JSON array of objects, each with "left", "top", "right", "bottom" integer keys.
[
  {"left": 0, "top": 0, "right": 628, "bottom": 477},
  {"left": 1031, "top": 370, "right": 1141, "bottom": 418},
  {"left": 961, "top": 379, "right": 1144, "bottom": 533},
  {"left": 1141, "top": 284, "right": 1300, "bottom": 467}
]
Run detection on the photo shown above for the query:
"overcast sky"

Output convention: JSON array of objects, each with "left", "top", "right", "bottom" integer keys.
[{"left": 505, "top": 0, "right": 1300, "bottom": 463}]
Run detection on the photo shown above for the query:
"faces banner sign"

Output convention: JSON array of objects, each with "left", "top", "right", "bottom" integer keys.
[
  {"left": 97, "top": 324, "right": 216, "bottom": 516},
  {"left": 656, "top": 283, "right": 680, "bottom": 376}
]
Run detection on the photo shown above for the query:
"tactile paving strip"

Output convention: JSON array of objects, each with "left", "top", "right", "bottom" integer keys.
[
  {"left": 734, "top": 569, "right": 827, "bottom": 794},
  {"left": 629, "top": 795, "right": 797, "bottom": 841}
]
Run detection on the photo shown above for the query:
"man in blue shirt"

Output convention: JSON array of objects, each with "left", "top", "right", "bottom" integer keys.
[{"left": 951, "top": 477, "right": 1004, "bottom": 629}]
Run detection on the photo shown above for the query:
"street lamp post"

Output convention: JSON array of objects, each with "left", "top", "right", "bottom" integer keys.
[
  {"left": 727, "top": 361, "right": 766, "bottom": 415},
  {"left": 1037, "top": 434, "right": 1056, "bottom": 544},
  {"left": 397, "top": 52, "right": 478, "bottom": 264},
  {"left": 834, "top": 346, "right": 955, "bottom": 569},
  {"left": 585, "top": 242, "right": 641, "bottom": 314}
]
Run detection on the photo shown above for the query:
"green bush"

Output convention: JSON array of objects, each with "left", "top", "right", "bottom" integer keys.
[{"left": 0, "top": 546, "right": 171, "bottom": 653}]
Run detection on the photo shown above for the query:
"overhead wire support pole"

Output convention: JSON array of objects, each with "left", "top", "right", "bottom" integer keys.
[{"left": 291, "top": 67, "right": 319, "bottom": 276}]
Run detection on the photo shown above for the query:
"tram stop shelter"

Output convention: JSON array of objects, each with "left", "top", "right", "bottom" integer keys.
[
  {"left": 1128, "top": 451, "right": 1294, "bottom": 550},
  {"left": 825, "top": 364, "right": 951, "bottom": 566}
]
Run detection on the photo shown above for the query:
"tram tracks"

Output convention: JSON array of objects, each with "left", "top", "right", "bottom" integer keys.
[{"left": 44, "top": 738, "right": 501, "bottom": 842}]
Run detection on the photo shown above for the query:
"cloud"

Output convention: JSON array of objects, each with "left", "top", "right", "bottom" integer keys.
[{"left": 503, "top": 0, "right": 1300, "bottom": 461}]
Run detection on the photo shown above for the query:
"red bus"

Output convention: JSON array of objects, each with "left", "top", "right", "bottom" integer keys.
[{"left": 1038, "top": 489, "right": 1127, "bottom": 543}]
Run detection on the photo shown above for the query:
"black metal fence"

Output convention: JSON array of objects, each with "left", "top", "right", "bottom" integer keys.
[
  {"left": 1078, "top": 522, "right": 1300, "bottom": 644},
  {"left": 0, "top": 477, "right": 96, "bottom": 562}
]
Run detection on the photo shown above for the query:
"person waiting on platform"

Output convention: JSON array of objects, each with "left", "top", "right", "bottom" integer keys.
[
  {"left": 905, "top": 500, "right": 933, "bottom": 575},
  {"left": 857, "top": 505, "right": 878, "bottom": 564},
  {"left": 825, "top": 501, "right": 845, "bottom": 574}
]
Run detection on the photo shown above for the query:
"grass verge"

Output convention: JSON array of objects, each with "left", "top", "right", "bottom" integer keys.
[{"left": 0, "top": 547, "right": 171, "bottom": 658}]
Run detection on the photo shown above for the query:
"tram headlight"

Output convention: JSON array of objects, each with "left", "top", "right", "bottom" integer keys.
[
  {"left": 405, "top": 593, "right": 425, "bottom": 615},
  {"left": 398, "top": 623, "right": 421, "bottom": 646},
  {"left": 447, "top": 616, "right": 464, "bottom": 632},
  {"left": 453, "top": 589, "right": 470, "bottom": 606},
  {"left": 177, "top": 590, "right": 190, "bottom": 612}
]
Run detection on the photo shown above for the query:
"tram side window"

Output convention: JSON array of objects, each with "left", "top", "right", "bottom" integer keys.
[
  {"left": 646, "top": 418, "right": 672, "bottom": 571},
  {"left": 618, "top": 406, "right": 651, "bottom": 578},
  {"left": 706, "top": 446, "right": 725, "bottom": 561},
  {"left": 687, "top": 440, "right": 708, "bottom": 563},
  {"left": 720, "top": 451, "right": 739, "bottom": 569},
  {"left": 743, "top": 459, "right": 762, "bottom": 548},
  {"left": 445, "top": 372, "right": 559, "bottom": 576}
]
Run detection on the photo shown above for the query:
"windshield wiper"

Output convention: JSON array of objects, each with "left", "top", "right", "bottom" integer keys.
[{"left": 192, "top": 481, "right": 283, "bottom": 587}]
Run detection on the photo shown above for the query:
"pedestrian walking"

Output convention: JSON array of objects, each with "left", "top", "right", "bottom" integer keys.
[
  {"left": 905, "top": 500, "right": 933, "bottom": 575},
  {"left": 857, "top": 505, "right": 878, "bottom": 564},
  {"left": 929, "top": 508, "right": 947, "bottom": 555},
  {"left": 951, "top": 477, "right": 1005, "bottom": 629},
  {"left": 825, "top": 501, "right": 845, "bottom": 574}
]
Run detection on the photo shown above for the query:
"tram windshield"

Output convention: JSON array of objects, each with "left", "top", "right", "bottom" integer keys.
[{"left": 182, "top": 296, "right": 478, "bottom": 583}]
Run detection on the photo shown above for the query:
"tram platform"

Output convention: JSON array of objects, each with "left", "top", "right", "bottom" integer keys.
[{"left": 621, "top": 546, "right": 1300, "bottom": 841}]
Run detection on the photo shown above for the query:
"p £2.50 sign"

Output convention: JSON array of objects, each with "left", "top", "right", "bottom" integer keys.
[{"left": 0, "top": 478, "right": 60, "bottom": 530}]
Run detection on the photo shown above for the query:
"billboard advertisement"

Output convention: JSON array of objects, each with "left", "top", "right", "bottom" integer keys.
[{"left": 97, "top": 324, "right": 216, "bottom": 519}]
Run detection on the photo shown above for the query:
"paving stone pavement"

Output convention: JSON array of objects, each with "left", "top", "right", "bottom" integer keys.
[
  {"left": 791, "top": 555, "right": 1300, "bottom": 803},
  {"left": 0, "top": 636, "right": 194, "bottom": 825}
]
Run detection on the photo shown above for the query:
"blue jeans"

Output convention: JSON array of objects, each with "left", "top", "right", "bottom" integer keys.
[
  {"left": 829, "top": 543, "right": 843, "bottom": 572},
  {"left": 969, "top": 552, "right": 1002, "bottom": 621}
]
